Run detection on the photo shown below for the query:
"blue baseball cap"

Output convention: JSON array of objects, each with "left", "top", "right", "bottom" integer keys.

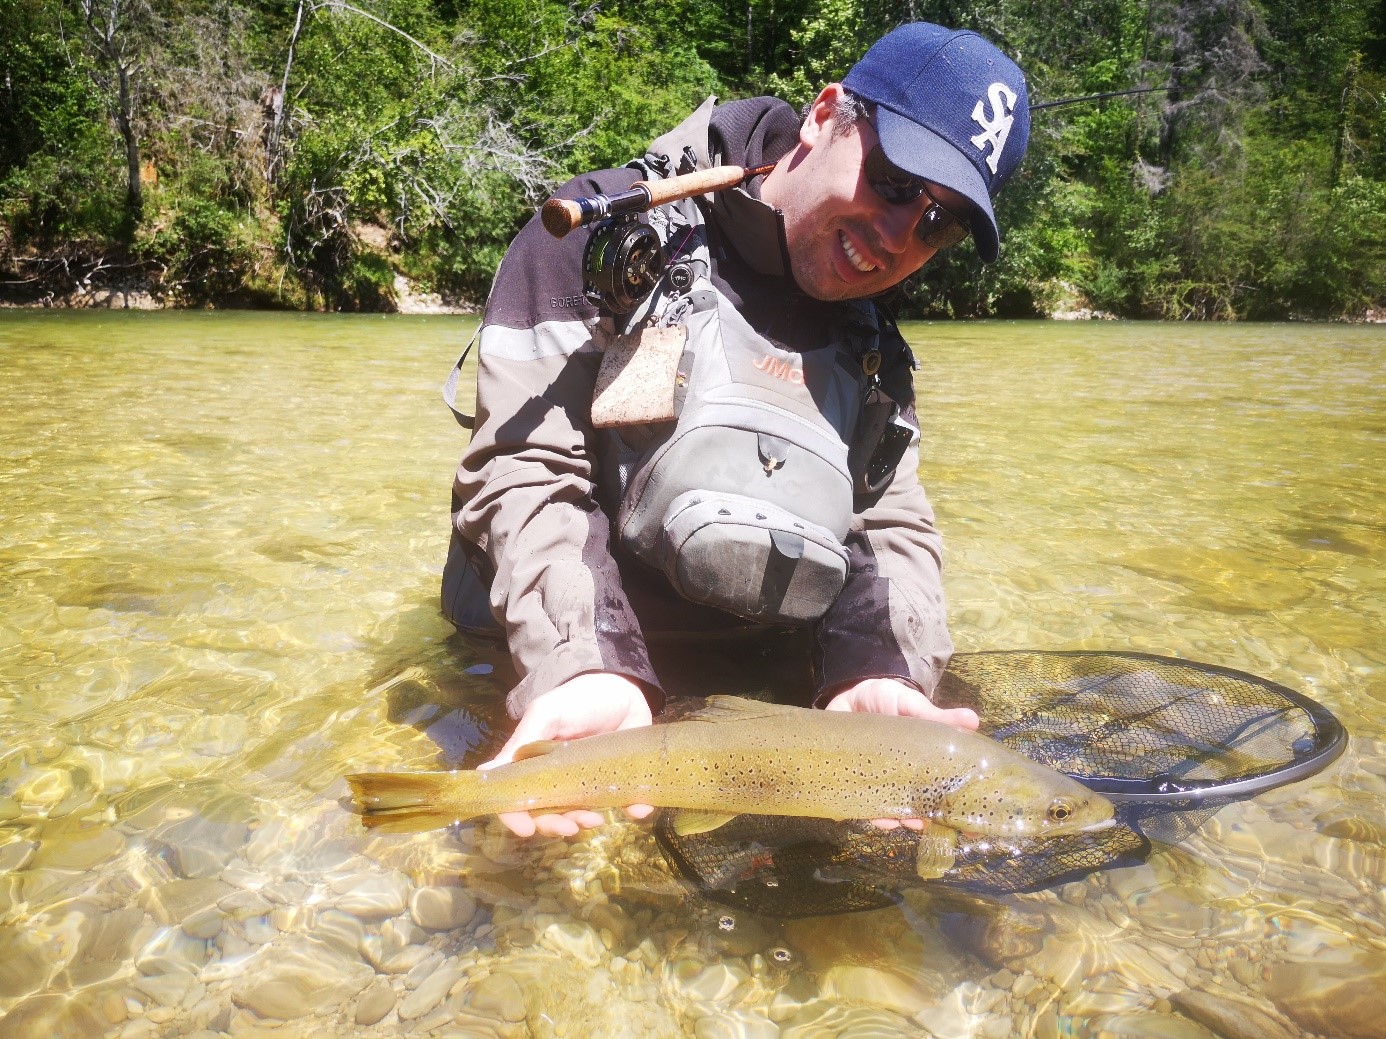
[{"left": 843, "top": 23, "right": 1030, "bottom": 262}]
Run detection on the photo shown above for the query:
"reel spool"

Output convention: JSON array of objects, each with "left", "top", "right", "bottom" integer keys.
[{"left": 583, "top": 217, "right": 666, "bottom": 314}]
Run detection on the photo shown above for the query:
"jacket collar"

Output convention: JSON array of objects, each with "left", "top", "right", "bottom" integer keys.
[
  {"left": 710, "top": 186, "right": 790, "bottom": 279},
  {"left": 702, "top": 97, "right": 802, "bottom": 281}
]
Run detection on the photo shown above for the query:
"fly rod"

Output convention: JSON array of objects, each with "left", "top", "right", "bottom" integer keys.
[{"left": 541, "top": 161, "right": 777, "bottom": 239}]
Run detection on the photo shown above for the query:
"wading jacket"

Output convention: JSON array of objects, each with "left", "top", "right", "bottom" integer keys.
[{"left": 450, "top": 97, "right": 953, "bottom": 719}]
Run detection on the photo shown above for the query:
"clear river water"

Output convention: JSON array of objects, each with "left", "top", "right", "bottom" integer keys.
[{"left": 0, "top": 312, "right": 1382, "bottom": 1039}]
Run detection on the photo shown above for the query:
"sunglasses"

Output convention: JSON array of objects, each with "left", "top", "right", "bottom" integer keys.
[{"left": 862, "top": 144, "right": 972, "bottom": 251}]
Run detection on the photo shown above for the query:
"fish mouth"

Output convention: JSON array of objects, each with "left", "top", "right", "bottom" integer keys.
[{"left": 1079, "top": 818, "right": 1118, "bottom": 833}]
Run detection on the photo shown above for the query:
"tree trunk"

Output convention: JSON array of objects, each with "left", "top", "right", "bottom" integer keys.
[{"left": 116, "top": 62, "right": 142, "bottom": 220}]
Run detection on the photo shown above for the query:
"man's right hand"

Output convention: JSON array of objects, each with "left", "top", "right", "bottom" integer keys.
[{"left": 479, "top": 672, "right": 655, "bottom": 838}]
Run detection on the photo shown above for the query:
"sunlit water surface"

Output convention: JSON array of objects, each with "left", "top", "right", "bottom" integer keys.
[{"left": 1, "top": 312, "right": 1382, "bottom": 1039}]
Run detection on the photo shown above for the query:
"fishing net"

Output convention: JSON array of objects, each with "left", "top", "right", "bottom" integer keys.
[{"left": 653, "top": 651, "right": 1347, "bottom": 917}]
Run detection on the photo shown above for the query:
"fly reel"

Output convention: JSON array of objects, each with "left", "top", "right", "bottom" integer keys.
[{"left": 583, "top": 217, "right": 666, "bottom": 314}]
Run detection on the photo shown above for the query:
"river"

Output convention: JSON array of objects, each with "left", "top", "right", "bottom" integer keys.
[{"left": 0, "top": 312, "right": 1382, "bottom": 1038}]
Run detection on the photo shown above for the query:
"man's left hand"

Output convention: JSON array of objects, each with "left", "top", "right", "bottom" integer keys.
[{"left": 823, "top": 677, "right": 979, "bottom": 831}]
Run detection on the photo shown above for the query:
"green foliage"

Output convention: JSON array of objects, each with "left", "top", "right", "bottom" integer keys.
[
  {"left": 135, "top": 156, "right": 265, "bottom": 305},
  {"left": 0, "top": 0, "right": 1382, "bottom": 318},
  {"left": 0, "top": 0, "right": 125, "bottom": 247}
]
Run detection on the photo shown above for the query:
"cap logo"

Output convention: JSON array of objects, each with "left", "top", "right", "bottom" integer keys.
[{"left": 969, "top": 82, "right": 1019, "bottom": 174}]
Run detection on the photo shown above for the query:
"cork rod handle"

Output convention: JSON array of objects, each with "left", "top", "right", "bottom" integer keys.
[{"left": 540, "top": 162, "right": 776, "bottom": 238}]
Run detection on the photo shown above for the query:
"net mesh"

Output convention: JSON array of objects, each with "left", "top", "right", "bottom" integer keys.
[{"left": 653, "top": 651, "right": 1346, "bottom": 917}]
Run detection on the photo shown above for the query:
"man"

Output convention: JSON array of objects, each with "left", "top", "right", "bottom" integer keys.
[{"left": 442, "top": 23, "right": 1030, "bottom": 837}]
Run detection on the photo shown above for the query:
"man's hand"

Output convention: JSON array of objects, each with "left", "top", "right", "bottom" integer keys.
[
  {"left": 479, "top": 672, "right": 655, "bottom": 838},
  {"left": 824, "top": 677, "right": 979, "bottom": 831}
]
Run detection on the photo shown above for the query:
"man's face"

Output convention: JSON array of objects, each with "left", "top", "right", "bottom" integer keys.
[{"left": 761, "top": 85, "right": 970, "bottom": 302}]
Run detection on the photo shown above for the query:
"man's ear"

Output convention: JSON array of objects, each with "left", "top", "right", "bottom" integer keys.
[{"left": 800, "top": 83, "right": 847, "bottom": 149}]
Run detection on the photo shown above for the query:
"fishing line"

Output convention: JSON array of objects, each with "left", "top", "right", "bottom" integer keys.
[{"left": 1029, "top": 86, "right": 1173, "bottom": 111}]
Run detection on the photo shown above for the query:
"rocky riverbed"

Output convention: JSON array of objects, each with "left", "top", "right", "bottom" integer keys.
[{"left": 2, "top": 765, "right": 1384, "bottom": 1039}]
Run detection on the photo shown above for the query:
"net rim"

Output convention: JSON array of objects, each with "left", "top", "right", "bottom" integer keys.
[{"left": 952, "top": 650, "right": 1349, "bottom": 801}]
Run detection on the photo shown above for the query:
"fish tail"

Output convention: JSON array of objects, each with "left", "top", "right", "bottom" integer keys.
[{"left": 346, "top": 771, "right": 480, "bottom": 834}]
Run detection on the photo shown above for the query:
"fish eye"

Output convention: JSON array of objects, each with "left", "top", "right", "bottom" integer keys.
[
  {"left": 718, "top": 915, "right": 736, "bottom": 931},
  {"left": 770, "top": 947, "right": 793, "bottom": 963},
  {"left": 1048, "top": 800, "right": 1073, "bottom": 823}
]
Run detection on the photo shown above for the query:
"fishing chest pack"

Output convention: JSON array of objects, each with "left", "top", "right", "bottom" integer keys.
[{"left": 581, "top": 106, "right": 915, "bottom": 624}]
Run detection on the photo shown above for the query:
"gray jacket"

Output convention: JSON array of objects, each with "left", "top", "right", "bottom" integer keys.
[{"left": 446, "top": 97, "right": 953, "bottom": 719}]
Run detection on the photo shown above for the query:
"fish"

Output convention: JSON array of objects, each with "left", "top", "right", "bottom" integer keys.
[{"left": 346, "top": 696, "right": 1115, "bottom": 879}]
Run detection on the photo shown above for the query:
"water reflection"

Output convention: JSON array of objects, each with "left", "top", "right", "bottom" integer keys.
[{"left": 0, "top": 313, "right": 1382, "bottom": 1038}]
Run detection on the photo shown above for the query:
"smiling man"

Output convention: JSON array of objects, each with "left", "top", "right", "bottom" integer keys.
[{"left": 441, "top": 23, "right": 1030, "bottom": 837}]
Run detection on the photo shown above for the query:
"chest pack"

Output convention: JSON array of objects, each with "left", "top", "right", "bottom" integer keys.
[{"left": 591, "top": 167, "right": 896, "bottom": 625}]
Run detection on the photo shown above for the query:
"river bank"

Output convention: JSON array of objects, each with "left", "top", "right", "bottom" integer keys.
[{"left": 2, "top": 273, "right": 1382, "bottom": 322}]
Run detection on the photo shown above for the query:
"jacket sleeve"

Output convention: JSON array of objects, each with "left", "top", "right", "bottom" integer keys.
[
  {"left": 452, "top": 172, "right": 664, "bottom": 720},
  {"left": 811, "top": 342, "right": 953, "bottom": 702}
]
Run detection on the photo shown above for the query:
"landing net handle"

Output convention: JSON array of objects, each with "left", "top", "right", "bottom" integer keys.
[{"left": 541, "top": 162, "right": 777, "bottom": 239}]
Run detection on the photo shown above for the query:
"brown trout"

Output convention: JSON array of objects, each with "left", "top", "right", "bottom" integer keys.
[{"left": 346, "top": 696, "right": 1114, "bottom": 878}]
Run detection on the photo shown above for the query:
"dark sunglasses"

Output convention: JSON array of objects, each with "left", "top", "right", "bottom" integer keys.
[{"left": 862, "top": 144, "right": 972, "bottom": 251}]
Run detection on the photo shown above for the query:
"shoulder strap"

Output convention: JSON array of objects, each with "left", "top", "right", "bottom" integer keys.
[{"left": 441, "top": 332, "right": 477, "bottom": 429}]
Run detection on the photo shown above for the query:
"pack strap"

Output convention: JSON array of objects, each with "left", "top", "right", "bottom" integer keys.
[{"left": 441, "top": 334, "right": 477, "bottom": 429}]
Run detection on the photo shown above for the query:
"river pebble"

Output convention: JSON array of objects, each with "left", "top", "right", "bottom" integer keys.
[
  {"left": 134, "top": 926, "right": 208, "bottom": 975},
  {"left": 229, "top": 935, "right": 374, "bottom": 1020},
  {"left": 143, "top": 878, "right": 234, "bottom": 925},
  {"left": 132, "top": 969, "right": 195, "bottom": 1006},
  {"left": 399, "top": 964, "right": 463, "bottom": 1019},
  {"left": 0, "top": 839, "right": 36, "bottom": 871},
  {"left": 1266, "top": 955, "right": 1386, "bottom": 1039},
  {"left": 411, "top": 885, "right": 477, "bottom": 931},
  {"left": 463, "top": 972, "right": 528, "bottom": 1023},
  {"left": 1168, "top": 985, "right": 1299, "bottom": 1039},
  {"left": 30, "top": 823, "right": 125, "bottom": 871},
  {"left": 821, "top": 965, "right": 938, "bottom": 1019},
  {"left": 538, "top": 918, "right": 604, "bottom": 967},
  {"left": 354, "top": 976, "right": 397, "bottom": 1025},
  {"left": 1094, "top": 1009, "right": 1222, "bottom": 1038},
  {"left": 74, "top": 906, "right": 150, "bottom": 968},
  {"left": 0, "top": 993, "right": 108, "bottom": 1039},
  {"left": 676, "top": 961, "right": 750, "bottom": 1004},
  {"left": 696, "top": 1009, "right": 780, "bottom": 1038},
  {"left": 182, "top": 906, "right": 224, "bottom": 940},
  {"left": 402, "top": 948, "right": 447, "bottom": 988},
  {"left": 779, "top": 1001, "right": 918, "bottom": 1038},
  {"left": 329, "top": 870, "right": 411, "bottom": 918},
  {"left": 152, "top": 801, "right": 251, "bottom": 879}
]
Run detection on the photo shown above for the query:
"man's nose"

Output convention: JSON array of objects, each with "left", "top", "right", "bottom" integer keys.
[{"left": 876, "top": 198, "right": 925, "bottom": 253}]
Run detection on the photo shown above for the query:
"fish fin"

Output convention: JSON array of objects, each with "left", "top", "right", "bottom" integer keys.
[
  {"left": 511, "top": 739, "right": 564, "bottom": 761},
  {"left": 669, "top": 810, "right": 740, "bottom": 836},
  {"left": 915, "top": 825, "right": 957, "bottom": 880},
  {"left": 684, "top": 696, "right": 805, "bottom": 723},
  {"left": 345, "top": 771, "right": 476, "bottom": 834}
]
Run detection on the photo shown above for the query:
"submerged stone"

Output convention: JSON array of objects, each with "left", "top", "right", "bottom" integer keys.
[
  {"left": 0, "top": 993, "right": 107, "bottom": 1039},
  {"left": 464, "top": 972, "right": 527, "bottom": 1023},
  {"left": 410, "top": 885, "right": 477, "bottom": 931},
  {"left": 354, "top": 976, "right": 396, "bottom": 1026},
  {"left": 230, "top": 935, "right": 374, "bottom": 1020},
  {"left": 1267, "top": 957, "right": 1386, "bottom": 1039}
]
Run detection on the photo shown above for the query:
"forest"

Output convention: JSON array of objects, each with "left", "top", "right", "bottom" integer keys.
[{"left": 1, "top": 0, "right": 1383, "bottom": 319}]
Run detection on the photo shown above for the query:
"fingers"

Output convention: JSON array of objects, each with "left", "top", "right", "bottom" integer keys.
[
  {"left": 496, "top": 810, "right": 538, "bottom": 838},
  {"left": 826, "top": 678, "right": 981, "bottom": 732},
  {"left": 901, "top": 702, "right": 980, "bottom": 731},
  {"left": 869, "top": 817, "right": 927, "bottom": 831},
  {"left": 497, "top": 806, "right": 653, "bottom": 838}
]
